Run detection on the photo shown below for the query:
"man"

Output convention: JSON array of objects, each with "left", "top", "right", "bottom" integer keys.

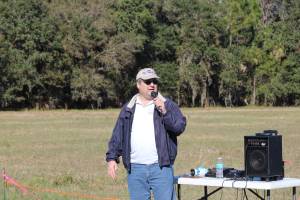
[{"left": 106, "top": 68, "right": 186, "bottom": 200}]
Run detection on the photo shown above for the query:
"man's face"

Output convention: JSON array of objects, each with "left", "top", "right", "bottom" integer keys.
[{"left": 137, "top": 79, "right": 158, "bottom": 99}]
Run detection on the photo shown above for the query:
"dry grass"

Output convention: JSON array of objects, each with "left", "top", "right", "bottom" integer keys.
[{"left": 0, "top": 107, "right": 300, "bottom": 199}]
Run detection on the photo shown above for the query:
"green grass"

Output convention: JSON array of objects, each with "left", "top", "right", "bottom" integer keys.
[{"left": 0, "top": 107, "right": 300, "bottom": 199}]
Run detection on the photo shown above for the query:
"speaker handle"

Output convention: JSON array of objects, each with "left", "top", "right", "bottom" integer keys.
[{"left": 263, "top": 130, "right": 278, "bottom": 135}]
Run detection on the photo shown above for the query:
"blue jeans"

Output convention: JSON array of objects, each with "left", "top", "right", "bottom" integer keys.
[{"left": 127, "top": 163, "right": 176, "bottom": 200}]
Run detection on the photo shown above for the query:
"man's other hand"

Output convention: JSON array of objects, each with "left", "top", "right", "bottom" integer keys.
[{"left": 107, "top": 160, "right": 118, "bottom": 179}]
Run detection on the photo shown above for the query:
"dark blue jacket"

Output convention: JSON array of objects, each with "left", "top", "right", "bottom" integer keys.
[{"left": 106, "top": 94, "right": 186, "bottom": 172}]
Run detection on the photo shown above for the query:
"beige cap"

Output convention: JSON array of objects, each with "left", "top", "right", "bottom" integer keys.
[{"left": 136, "top": 68, "right": 160, "bottom": 80}]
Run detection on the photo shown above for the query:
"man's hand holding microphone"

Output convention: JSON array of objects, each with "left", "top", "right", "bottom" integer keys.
[{"left": 151, "top": 91, "right": 167, "bottom": 115}]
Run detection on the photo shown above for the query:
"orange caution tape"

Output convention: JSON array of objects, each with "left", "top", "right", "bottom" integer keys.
[
  {"left": 2, "top": 172, "right": 28, "bottom": 194},
  {"left": 2, "top": 171, "right": 119, "bottom": 200},
  {"left": 27, "top": 187, "right": 119, "bottom": 200}
]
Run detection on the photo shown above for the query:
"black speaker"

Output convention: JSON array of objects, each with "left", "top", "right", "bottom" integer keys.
[{"left": 244, "top": 130, "right": 284, "bottom": 180}]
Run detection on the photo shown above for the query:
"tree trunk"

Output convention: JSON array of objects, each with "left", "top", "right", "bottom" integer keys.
[
  {"left": 251, "top": 75, "right": 256, "bottom": 105},
  {"left": 260, "top": 0, "right": 282, "bottom": 24},
  {"left": 225, "top": 93, "right": 232, "bottom": 107},
  {"left": 200, "top": 82, "right": 207, "bottom": 107},
  {"left": 192, "top": 90, "right": 196, "bottom": 107},
  {"left": 264, "top": 95, "right": 267, "bottom": 106},
  {"left": 177, "top": 87, "right": 181, "bottom": 106},
  {"left": 191, "top": 82, "right": 197, "bottom": 107}
]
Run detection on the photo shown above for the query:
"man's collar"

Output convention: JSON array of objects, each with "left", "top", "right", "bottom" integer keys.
[
  {"left": 127, "top": 92, "right": 166, "bottom": 109},
  {"left": 136, "top": 95, "right": 153, "bottom": 106}
]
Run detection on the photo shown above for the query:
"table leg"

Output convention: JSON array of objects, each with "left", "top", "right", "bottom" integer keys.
[
  {"left": 198, "top": 187, "right": 222, "bottom": 200},
  {"left": 204, "top": 186, "right": 208, "bottom": 200},
  {"left": 247, "top": 189, "right": 264, "bottom": 200},
  {"left": 177, "top": 184, "right": 181, "bottom": 200},
  {"left": 292, "top": 187, "right": 296, "bottom": 200},
  {"left": 267, "top": 190, "right": 270, "bottom": 200}
]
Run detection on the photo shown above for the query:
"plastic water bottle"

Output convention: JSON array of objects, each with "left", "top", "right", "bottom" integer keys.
[{"left": 216, "top": 157, "right": 224, "bottom": 178}]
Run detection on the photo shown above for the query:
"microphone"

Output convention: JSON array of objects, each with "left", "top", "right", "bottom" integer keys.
[
  {"left": 151, "top": 91, "right": 163, "bottom": 113},
  {"left": 150, "top": 91, "right": 158, "bottom": 99}
]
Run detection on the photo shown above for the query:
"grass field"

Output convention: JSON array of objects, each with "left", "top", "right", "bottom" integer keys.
[{"left": 1, "top": 107, "right": 300, "bottom": 200}]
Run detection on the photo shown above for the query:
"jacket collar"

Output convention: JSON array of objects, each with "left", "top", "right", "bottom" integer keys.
[{"left": 127, "top": 93, "right": 166, "bottom": 109}]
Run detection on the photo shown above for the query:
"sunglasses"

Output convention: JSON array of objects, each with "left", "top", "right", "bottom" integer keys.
[{"left": 143, "top": 79, "right": 159, "bottom": 85}]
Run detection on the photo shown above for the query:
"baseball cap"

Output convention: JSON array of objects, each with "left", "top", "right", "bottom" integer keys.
[{"left": 136, "top": 68, "right": 160, "bottom": 80}]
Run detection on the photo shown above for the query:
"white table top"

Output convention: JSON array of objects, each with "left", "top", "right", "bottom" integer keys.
[{"left": 177, "top": 177, "right": 300, "bottom": 190}]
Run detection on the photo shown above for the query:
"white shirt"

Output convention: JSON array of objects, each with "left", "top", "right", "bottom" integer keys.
[{"left": 130, "top": 96, "right": 158, "bottom": 164}]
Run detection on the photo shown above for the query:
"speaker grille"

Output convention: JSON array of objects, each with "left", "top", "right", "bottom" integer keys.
[{"left": 247, "top": 149, "right": 267, "bottom": 173}]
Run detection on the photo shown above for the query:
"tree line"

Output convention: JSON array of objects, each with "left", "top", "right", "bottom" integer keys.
[{"left": 0, "top": 0, "right": 299, "bottom": 109}]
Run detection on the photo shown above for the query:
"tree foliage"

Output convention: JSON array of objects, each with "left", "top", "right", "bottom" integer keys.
[{"left": 0, "top": 0, "right": 299, "bottom": 109}]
